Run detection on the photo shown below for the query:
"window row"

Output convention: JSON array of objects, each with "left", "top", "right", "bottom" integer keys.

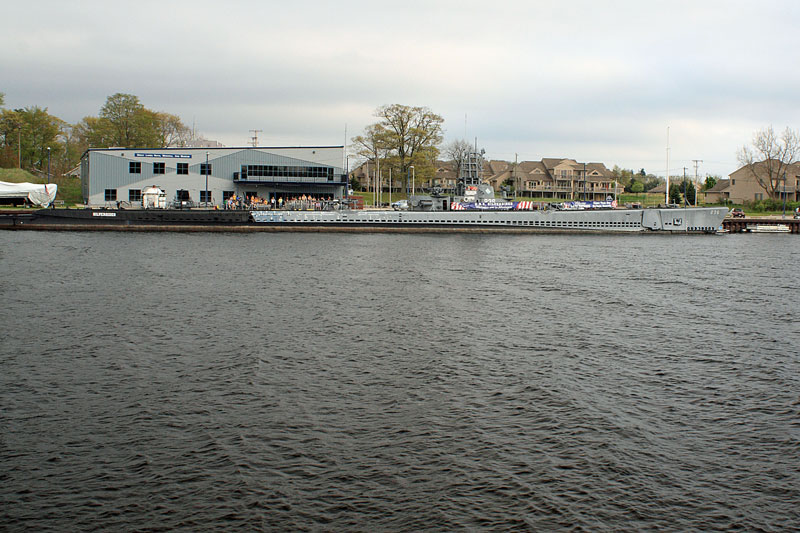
[
  {"left": 240, "top": 165, "right": 334, "bottom": 179},
  {"left": 106, "top": 189, "right": 220, "bottom": 203},
  {"left": 129, "top": 162, "right": 191, "bottom": 175}
]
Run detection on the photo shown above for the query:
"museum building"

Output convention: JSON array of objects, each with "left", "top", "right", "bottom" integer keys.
[{"left": 80, "top": 146, "right": 346, "bottom": 206}]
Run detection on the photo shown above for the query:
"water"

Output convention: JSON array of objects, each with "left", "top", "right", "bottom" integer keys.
[{"left": 2, "top": 231, "right": 799, "bottom": 531}]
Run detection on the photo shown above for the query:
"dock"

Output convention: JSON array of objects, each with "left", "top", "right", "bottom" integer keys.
[{"left": 723, "top": 217, "right": 800, "bottom": 234}]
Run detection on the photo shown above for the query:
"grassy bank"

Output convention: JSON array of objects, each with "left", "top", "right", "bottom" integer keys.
[{"left": 0, "top": 167, "right": 83, "bottom": 206}]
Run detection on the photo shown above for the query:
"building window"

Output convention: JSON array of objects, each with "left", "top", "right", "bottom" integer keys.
[
  {"left": 153, "top": 162, "right": 165, "bottom": 174},
  {"left": 223, "top": 191, "right": 234, "bottom": 201},
  {"left": 200, "top": 163, "right": 212, "bottom": 175},
  {"left": 200, "top": 190, "right": 212, "bottom": 203},
  {"left": 129, "top": 189, "right": 142, "bottom": 202},
  {"left": 732, "top": 179, "right": 735, "bottom": 185},
  {"left": 177, "top": 162, "right": 188, "bottom": 175},
  {"left": 129, "top": 162, "right": 141, "bottom": 174},
  {"left": 755, "top": 193, "right": 763, "bottom": 201},
  {"left": 241, "top": 164, "right": 334, "bottom": 180},
  {"left": 105, "top": 189, "right": 117, "bottom": 201}
]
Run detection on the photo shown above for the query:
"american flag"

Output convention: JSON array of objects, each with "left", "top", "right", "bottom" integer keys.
[
  {"left": 451, "top": 202, "right": 466, "bottom": 210},
  {"left": 515, "top": 201, "right": 535, "bottom": 210}
]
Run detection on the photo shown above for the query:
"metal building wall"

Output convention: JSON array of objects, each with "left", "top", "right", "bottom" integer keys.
[{"left": 83, "top": 147, "right": 345, "bottom": 206}]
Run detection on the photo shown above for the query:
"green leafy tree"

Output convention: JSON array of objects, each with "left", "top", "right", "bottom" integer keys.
[
  {"left": 703, "top": 175, "right": 718, "bottom": 190},
  {"left": 357, "top": 104, "right": 444, "bottom": 192},
  {"left": 12, "top": 106, "right": 64, "bottom": 171},
  {"left": 0, "top": 108, "right": 24, "bottom": 167},
  {"left": 630, "top": 180, "right": 644, "bottom": 193},
  {"left": 643, "top": 175, "right": 663, "bottom": 192},
  {"left": 74, "top": 116, "right": 115, "bottom": 149},
  {"left": 78, "top": 93, "right": 190, "bottom": 149},
  {"left": 100, "top": 93, "right": 146, "bottom": 147}
]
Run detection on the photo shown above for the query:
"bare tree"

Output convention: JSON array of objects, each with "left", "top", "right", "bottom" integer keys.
[
  {"left": 737, "top": 126, "right": 799, "bottom": 199},
  {"left": 444, "top": 139, "right": 472, "bottom": 184},
  {"left": 155, "top": 112, "right": 191, "bottom": 147},
  {"left": 351, "top": 124, "right": 389, "bottom": 194}
]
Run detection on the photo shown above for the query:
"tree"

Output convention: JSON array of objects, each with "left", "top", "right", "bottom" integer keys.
[
  {"left": 0, "top": 108, "right": 24, "bottom": 167},
  {"left": 100, "top": 93, "right": 146, "bottom": 147},
  {"left": 630, "top": 180, "right": 644, "bottom": 193},
  {"left": 78, "top": 93, "right": 190, "bottom": 149},
  {"left": 683, "top": 180, "right": 696, "bottom": 205},
  {"left": 0, "top": 92, "right": 4, "bottom": 107},
  {"left": 358, "top": 104, "right": 444, "bottom": 192},
  {"left": 737, "top": 126, "right": 800, "bottom": 200},
  {"left": 444, "top": 139, "right": 472, "bottom": 186},
  {"left": 9, "top": 106, "right": 64, "bottom": 171},
  {"left": 74, "top": 115, "right": 115, "bottom": 149},
  {"left": 703, "top": 175, "right": 718, "bottom": 191},
  {"left": 612, "top": 165, "right": 636, "bottom": 191},
  {"left": 155, "top": 112, "right": 191, "bottom": 147},
  {"left": 351, "top": 123, "right": 390, "bottom": 195},
  {"left": 669, "top": 183, "right": 682, "bottom": 204}
]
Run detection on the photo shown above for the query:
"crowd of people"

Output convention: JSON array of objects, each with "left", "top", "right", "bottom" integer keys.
[{"left": 224, "top": 194, "right": 336, "bottom": 211}]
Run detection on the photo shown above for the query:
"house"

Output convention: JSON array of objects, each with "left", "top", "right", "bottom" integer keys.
[
  {"left": 350, "top": 156, "right": 619, "bottom": 201},
  {"left": 485, "top": 158, "right": 618, "bottom": 201},
  {"left": 705, "top": 162, "right": 800, "bottom": 204},
  {"left": 703, "top": 179, "right": 731, "bottom": 204}
]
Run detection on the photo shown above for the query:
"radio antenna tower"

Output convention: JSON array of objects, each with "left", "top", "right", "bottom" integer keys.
[{"left": 249, "top": 129, "right": 262, "bottom": 147}]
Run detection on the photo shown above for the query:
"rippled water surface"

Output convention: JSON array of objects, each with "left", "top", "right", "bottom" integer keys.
[{"left": 2, "top": 231, "right": 799, "bottom": 531}]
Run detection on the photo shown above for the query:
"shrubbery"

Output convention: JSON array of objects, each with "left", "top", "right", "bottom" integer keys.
[{"left": 743, "top": 198, "right": 799, "bottom": 212}]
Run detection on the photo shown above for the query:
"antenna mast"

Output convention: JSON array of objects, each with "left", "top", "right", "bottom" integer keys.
[
  {"left": 665, "top": 127, "right": 670, "bottom": 205},
  {"left": 249, "top": 129, "right": 262, "bottom": 147}
]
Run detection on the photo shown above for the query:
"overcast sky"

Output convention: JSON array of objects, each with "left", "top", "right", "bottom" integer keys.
[{"left": 3, "top": 0, "right": 798, "bottom": 177}]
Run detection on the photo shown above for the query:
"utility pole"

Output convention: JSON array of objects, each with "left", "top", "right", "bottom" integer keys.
[
  {"left": 249, "top": 129, "right": 262, "bottom": 147},
  {"left": 514, "top": 153, "right": 518, "bottom": 199},
  {"left": 683, "top": 167, "right": 688, "bottom": 207},
  {"left": 583, "top": 162, "right": 587, "bottom": 202},
  {"left": 692, "top": 159, "right": 703, "bottom": 206}
]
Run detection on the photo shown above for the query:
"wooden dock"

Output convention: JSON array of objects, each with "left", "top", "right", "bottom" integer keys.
[{"left": 723, "top": 217, "right": 800, "bottom": 233}]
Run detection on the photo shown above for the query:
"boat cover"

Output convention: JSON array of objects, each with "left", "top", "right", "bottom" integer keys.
[{"left": 0, "top": 181, "right": 58, "bottom": 207}]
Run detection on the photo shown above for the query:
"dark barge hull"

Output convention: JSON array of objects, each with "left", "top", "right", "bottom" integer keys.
[{"left": 25, "top": 208, "right": 251, "bottom": 226}]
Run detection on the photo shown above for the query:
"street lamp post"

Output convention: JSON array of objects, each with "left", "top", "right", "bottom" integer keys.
[
  {"left": 783, "top": 171, "right": 787, "bottom": 218},
  {"left": 47, "top": 147, "right": 51, "bottom": 184},
  {"left": 410, "top": 165, "right": 415, "bottom": 197},
  {"left": 205, "top": 151, "right": 209, "bottom": 207}
]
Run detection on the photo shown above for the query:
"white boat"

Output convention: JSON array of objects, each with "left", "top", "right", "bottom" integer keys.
[{"left": 749, "top": 224, "right": 790, "bottom": 233}]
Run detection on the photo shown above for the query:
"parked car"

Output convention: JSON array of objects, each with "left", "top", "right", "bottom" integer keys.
[
  {"left": 392, "top": 199, "right": 409, "bottom": 211},
  {"left": 731, "top": 208, "right": 745, "bottom": 218}
]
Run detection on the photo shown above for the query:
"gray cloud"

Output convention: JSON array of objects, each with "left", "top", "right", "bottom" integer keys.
[{"left": 2, "top": 0, "right": 798, "bottom": 177}]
